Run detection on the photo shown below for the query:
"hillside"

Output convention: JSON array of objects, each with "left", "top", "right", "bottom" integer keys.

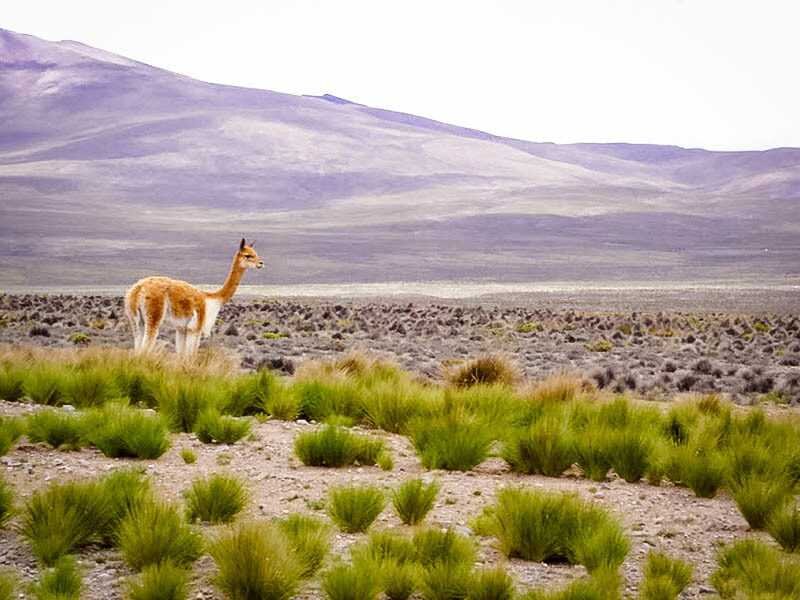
[{"left": 1, "top": 28, "right": 799, "bottom": 288}]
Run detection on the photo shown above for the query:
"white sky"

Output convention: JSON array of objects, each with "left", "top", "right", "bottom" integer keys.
[{"left": 4, "top": 0, "right": 799, "bottom": 150}]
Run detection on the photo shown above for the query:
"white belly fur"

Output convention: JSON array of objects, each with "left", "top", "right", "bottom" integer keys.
[{"left": 202, "top": 298, "right": 222, "bottom": 336}]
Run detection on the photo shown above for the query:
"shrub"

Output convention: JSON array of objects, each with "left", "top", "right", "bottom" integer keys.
[
  {"left": 194, "top": 409, "right": 251, "bottom": 444},
  {"left": 276, "top": 513, "right": 332, "bottom": 577},
  {"left": 327, "top": 485, "right": 385, "bottom": 533},
  {"left": 606, "top": 428, "right": 652, "bottom": 483},
  {"left": 209, "top": 521, "right": 301, "bottom": 600},
  {"left": 322, "top": 561, "right": 381, "bottom": 600},
  {"left": 446, "top": 354, "right": 519, "bottom": 388},
  {"left": 413, "top": 528, "right": 476, "bottom": 567},
  {"left": 767, "top": 501, "right": 800, "bottom": 552},
  {"left": 467, "top": 567, "right": 514, "bottom": 600},
  {"left": 392, "top": 479, "right": 439, "bottom": 525},
  {"left": 639, "top": 551, "right": 692, "bottom": 600},
  {"left": 503, "top": 417, "right": 576, "bottom": 477},
  {"left": 21, "top": 480, "right": 111, "bottom": 565},
  {"left": 29, "top": 555, "right": 82, "bottom": 600},
  {"left": 730, "top": 475, "right": 793, "bottom": 529},
  {"left": 479, "top": 488, "right": 628, "bottom": 572},
  {"left": 126, "top": 561, "right": 189, "bottom": 600},
  {"left": 0, "top": 571, "right": 15, "bottom": 600},
  {"left": 294, "top": 425, "right": 384, "bottom": 467},
  {"left": 84, "top": 404, "right": 171, "bottom": 459},
  {"left": 0, "top": 366, "right": 24, "bottom": 401},
  {"left": 420, "top": 562, "right": 472, "bottom": 600},
  {"left": 185, "top": 474, "right": 248, "bottom": 524},
  {"left": 118, "top": 500, "right": 203, "bottom": 570},
  {"left": 180, "top": 448, "right": 197, "bottom": 464},
  {"left": 711, "top": 538, "right": 800, "bottom": 598},
  {"left": 0, "top": 476, "right": 12, "bottom": 527},
  {"left": 410, "top": 414, "right": 492, "bottom": 471},
  {"left": 0, "top": 416, "right": 24, "bottom": 456},
  {"left": 26, "top": 409, "right": 86, "bottom": 450}
]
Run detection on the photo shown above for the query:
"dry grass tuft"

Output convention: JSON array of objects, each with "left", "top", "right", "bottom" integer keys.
[{"left": 445, "top": 354, "right": 520, "bottom": 389}]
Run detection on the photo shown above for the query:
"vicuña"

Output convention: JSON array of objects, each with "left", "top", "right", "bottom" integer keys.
[{"left": 124, "top": 238, "right": 263, "bottom": 355}]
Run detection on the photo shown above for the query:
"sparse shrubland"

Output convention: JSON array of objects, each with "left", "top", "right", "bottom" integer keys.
[{"left": 184, "top": 473, "right": 248, "bottom": 524}]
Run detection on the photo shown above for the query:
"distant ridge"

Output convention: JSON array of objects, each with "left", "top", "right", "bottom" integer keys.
[{"left": 0, "top": 27, "right": 798, "bottom": 287}]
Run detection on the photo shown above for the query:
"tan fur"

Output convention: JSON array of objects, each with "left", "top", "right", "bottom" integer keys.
[{"left": 124, "top": 240, "right": 263, "bottom": 356}]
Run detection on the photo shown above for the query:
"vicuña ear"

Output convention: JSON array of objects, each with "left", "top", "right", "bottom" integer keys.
[
  {"left": 239, "top": 238, "right": 246, "bottom": 251},
  {"left": 250, "top": 240, "right": 256, "bottom": 247}
]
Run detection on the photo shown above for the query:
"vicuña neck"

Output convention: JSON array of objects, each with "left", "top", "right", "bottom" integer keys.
[{"left": 208, "top": 255, "right": 245, "bottom": 302}]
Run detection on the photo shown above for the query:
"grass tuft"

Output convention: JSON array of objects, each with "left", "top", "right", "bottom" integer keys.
[
  {"left": 0, "top": 416, "right": 24, "bottom": 456},
  {"left": 392, "top": 479, "right": 439, "bottom": 525},
  {"left": 503, "top": 417, "right": 576, "bottom": 477},
  {"left": 118, "top": 500, "right": 203, "bottom": 571},
  {"left": 410, "top": 414, "right": 492, "bottom": 472},
  {"left": 419, "top": 562, "right": 472, "bottom": 600},
  {"left": 276, "top": 513, "right": 332, "bottom": 577},
  {"left": 194, "top": 409, "right": 251, "bottom": 444},
  {"left": 294, "top": 425, "right": 385, "bottom": 468},
  {"left": 180, "top": 448, "right": 197, "bottom": 464},
  {"left": 0, "top": 476, "right": 13, "bottom": 527},
  {"left": 327, "top": 485, "right": 385, "bottom": 533},
  {"left": 446, "top": 354, "right": 519, "bottom": 389},
  {"left": 711, "top": 538, "right": 800, "bottom": 598},
  {"left": 639, "top": 551, "right": 692, "bottom": 599},
  {"left": 766, "top": 501, "right": 800, "bottom": 552},
  {"left": 322, "top": 560, "right": 381, "bottom": 600},
  {"left": 468, "top": 567, "right": 515, "bottom": 600},
  {"left": 729, "top": 475, "right": 793, "bottom": 530},
  {"left": 210, "top": 521, "right": 302, "bottom": 600},
  {"left": 29, "top": 555, "right": 82, "bottom": 600},
  {"left": 125, "top": 561, "right": 189, "bottom": 600},
  {"left": 413, "top": 528, "right": 476, "bottom": 567},
  {"left": 83, "top": 404, "right": 171, "bottom": 459},
  {"left": 26, "top": 409, "right": 86, "bottom": 450},
  {"left": 0, "top": 570, "right": 16, "bottom": 600},
  {"left": 184, "top": 473, "right": 248, "bottom": 524}
]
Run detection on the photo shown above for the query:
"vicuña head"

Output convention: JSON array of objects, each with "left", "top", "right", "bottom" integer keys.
[{"left": 124, "top": 238, "right": 263, "bottom": 356}]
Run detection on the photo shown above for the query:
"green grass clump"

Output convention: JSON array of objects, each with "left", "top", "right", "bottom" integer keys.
[
  {"left": 0, "top": 476, "right": 13, "bottom": 527},
  {"left": 478, "top": 488, "right": 628, "bottom": 572},
  {"left": 410, "top": 414, "right": 492, "bottom": 472},
  {"left": 155, "top": 379, "right": 218, "bottom": 433},
  {"left": 503, "top": 417, "right": 577, "bottom": 477},
  {"left": 419, "top": 562, "right": 472, "bottom": 600},
  {"left": 0, "top": 570, "right": 16, "bottom": 600},
  {"left": 729, "top": 475, "right": 793, "bottom": 529},
  {"left": 276, "top": 513, "right": 332, "bottom": 577},
  {"left": 767, "top": 501, "right": 800, "bottom": 552},
  {"left": 522, "top": 568, "right": 621, "bottom": 600},
  {"left": 0, "top": 366, "right": 25, "bottom": 401},
  {"left": 392, "top": 479, "right": 439, "bottom": 525},
  {"left": 21, "top": 479, "right": 111, "bottom": 565},
  {"left": 446, "top": 355, "right": 518, "bottom": 388},
  {"left": 293, "top": 377, "right": 361, "bottom": 423},
  {"left": 0, "top": 416, "right": 24, "bottom": 456},
  {"left": 360, "top": 380, "right": 430, "bottom": 434},
  {"left": 381, "top": 560, "right": 420, "bottom": 600},
  {"left": 23, "top": 366, "right": 67, "bottom": 406},
  {"left": 711, "top": 538, "right": 800, "bottom": 598},
  {"left": 353, "top": 530, "right": 418, "bottom": 565},
  {"left": 184, "top": 473, "right": 248, "bottom": 524},
  {"left": 125, "top": 561, "right": 188, "bottom": 600},
  {"left": 327, "top": 485, "right": 385, "bottom": 533},
  {"left": 180, "top": 448, "right": 197, "bottom": 464},
  {"left": 413, "top": 528, "right": 476, "bottom": 567},
  {"left": 294, "top": 425, "right": 385, "bottom": 467},
  {"left": 83, "top": 404, "right": 171, "bottom": 459},
  {"left": 209, "top": 521, "right": 302, "bottom": 600},
  {"left": 26, "top": 409, "right": 86, "bottom": 450},
  {"left": 468, "top": 567, "right": 515, "bottom": 600},
  {"left": 101, "top": 468, "right": 154, "bottom": 540},
  {"left": 322, "top": 560, "right": 381, "bottom": 600},
  {"left": 194, "top": 408, "right": 251, "bottom": 444},
  {"left": 61, "top": 367, "right": 116, "bottom": 407},
  {"left": 605, "top": 428, "right": 653, "bottom": 483},
  {"left": 672, "top": 443, "right": 727, "bottom": 498},
  {"left": 574, "top": 427, "right": 612, "bottom": 482},
  {"left": 118, "top": 500, "right": 203, "bottom": 571},
  {"left": 639, "top": 551, "right": 692, "bottom": 600},
  {"left": 29, "top": 555, "right": 82, "bottom": 600}
]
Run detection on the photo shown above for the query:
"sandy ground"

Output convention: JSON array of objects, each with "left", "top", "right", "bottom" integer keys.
[{"left": 0, "top": 399, "right": 762, "bottom": 599}]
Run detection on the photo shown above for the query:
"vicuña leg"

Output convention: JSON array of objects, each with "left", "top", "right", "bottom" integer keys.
[
  {"left": 185, "top": 330, "right": 201, "bottom": 357},
  {"left": 175, "top": 328, "right": 187, "bottom": 356}
]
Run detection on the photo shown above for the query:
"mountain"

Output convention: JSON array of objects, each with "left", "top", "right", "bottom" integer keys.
[{"left": 1, "top": 28, "right": 798, "bottom": 288}]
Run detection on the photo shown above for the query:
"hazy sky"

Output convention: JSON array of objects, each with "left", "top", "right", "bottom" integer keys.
[{"left": 4, "top": 0, "right": 799, "bottom": 150}]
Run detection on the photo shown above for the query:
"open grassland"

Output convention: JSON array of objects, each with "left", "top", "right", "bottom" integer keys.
[{"left": 0, "top": 346, "right": 799, "bottom": 598}]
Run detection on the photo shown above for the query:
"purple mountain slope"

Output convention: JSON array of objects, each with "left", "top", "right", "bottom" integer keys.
[{"left": 1, "top": 28, "right": 798, "bottom": 287}]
